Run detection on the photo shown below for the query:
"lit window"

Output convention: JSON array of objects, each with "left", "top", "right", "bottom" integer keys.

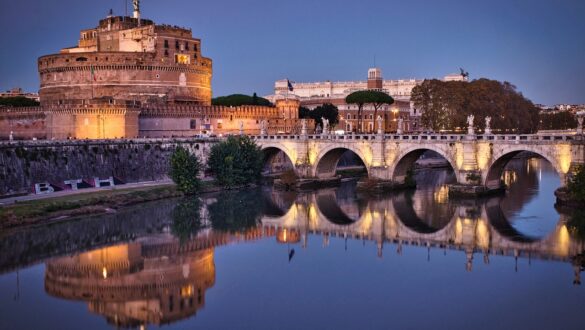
[{"left": 175, "top": 54, "right": 190, "bottom": 64}]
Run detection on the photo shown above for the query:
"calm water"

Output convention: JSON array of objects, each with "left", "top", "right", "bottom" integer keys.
[{"left": 1, "top": 157, "right": 584, "bottom": 330}]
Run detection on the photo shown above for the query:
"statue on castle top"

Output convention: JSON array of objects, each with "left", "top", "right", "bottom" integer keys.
[{"left": 133, "top": 0, "right": 140, "bottom": 12}]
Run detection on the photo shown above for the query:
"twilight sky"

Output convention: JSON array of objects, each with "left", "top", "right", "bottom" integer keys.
[{"left": 0, "top": 0, "right": 584, "bottom": 105}]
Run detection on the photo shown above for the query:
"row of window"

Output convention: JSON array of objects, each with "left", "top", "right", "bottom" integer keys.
[{"left": 164, "top": 39, "right": 198, "bottom": 52}]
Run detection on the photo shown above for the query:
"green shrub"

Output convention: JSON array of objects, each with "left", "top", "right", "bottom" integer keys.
[
  {"left": 207, "top": 136, "right": 263, "bottom": 188},
  {"left": 169, "top": 146, "right": 201, "bottom": 194},
  {"left": 568, "top": 165, "right": 585, "bottom": 202}
]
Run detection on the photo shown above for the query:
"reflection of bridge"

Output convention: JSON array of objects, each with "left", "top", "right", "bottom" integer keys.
[
  {"left": 255, "top": 132, "right": 585, "bottom": 189},
  {"left": 260, "top": 189, "right": 585, "bottom": 280}
]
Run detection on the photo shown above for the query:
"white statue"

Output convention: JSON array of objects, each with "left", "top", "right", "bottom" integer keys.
[
  {"left": 397, "top": 118, "right": 404, "bottom": 135},
  {"left": 260, "top": 119, "right": 267, "bottom": 135},
  {"left": 321, "top": 117, "right": 329, "bottom": 135},
  {"left": 578, "top": 113, "right": 585, "bottom": 135},
  {"left": 484, "top": 116, "right": 492, "bottom": 135},
  {"left": 376, "top": 115, "right": 383, "bottom": 135},
  {"left": 301, "top": 119, "right": 307, "bottom": 136},
  {"left": 9, "top": 131, "right": 14, "bottom": 141},
  {"left": 239, "top": 121, "right": 244, "bottom": 135},
  {"left": 467, "top": 115, "right": 475, "bottom": 135}
]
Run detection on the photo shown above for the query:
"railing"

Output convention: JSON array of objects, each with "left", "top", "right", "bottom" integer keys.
[{"left": 249, "top": 132, "right": 579, "bottom": 143}]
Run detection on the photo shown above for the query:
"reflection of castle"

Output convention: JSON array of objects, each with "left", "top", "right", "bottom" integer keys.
[
  {"left": 45, "top": 238, "right": 215, "bottom": 327},
  {"left": 0, "top": 1, "right": 305, "bottom": 140},
  {"left": 44, "top": 228, "right": 273, "bottom": 328}
]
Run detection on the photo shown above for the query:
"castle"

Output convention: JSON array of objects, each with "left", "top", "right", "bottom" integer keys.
[{"left": 0, "top": 1, "right": 303, "bottom": 140}]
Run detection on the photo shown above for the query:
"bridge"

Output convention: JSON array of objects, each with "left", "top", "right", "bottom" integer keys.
[{"left": 253, "top": 128, "right": 585, "bottom": 191}]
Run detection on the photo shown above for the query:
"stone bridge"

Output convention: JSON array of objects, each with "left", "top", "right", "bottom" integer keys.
[
  {"left": 253, "top": 132, "right": 585, "bottom": 190},
  {"left": 260, "top": 189, "right": 585, "bottom": 280}
]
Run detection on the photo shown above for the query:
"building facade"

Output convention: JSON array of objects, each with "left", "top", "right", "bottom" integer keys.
[
  {"left": 266, "top": 68, "right": 468, "bottom": 133},
  {"left": 0, "top": 1, "right": 306, "bottom": 140}
]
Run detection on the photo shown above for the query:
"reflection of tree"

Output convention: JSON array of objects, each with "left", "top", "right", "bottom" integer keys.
[
  {"left": 171, "top": 197, "right": 202, "bottom": 242},
  {"left": 207, "top": 190, "right": 263, "bottom": 232},
  {"left": 567, "top": 209, "right": 585, "bottom": 241}
]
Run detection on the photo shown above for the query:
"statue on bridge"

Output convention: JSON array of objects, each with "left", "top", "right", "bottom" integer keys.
[
  {"left": 260, "top": 119, "right": 267, "bottom": 135},
  {"left": 397, "top": 117, "right": 404, "bottom": 135},
  {"left": 484, "top": 116, "right": 492, "bottom": 135},
  {"left": 239, "top": 121, "right": 244, "bottom": 135},
  {"left": 376, "top": 115, "right": 383, "bottom": 135},
  {"left": 467, "top": 115, "right": 475, "bottom": 135},
  {"left": 301, "top": 119, "right": 307, "bottom": 136},
  {"left": 321, "top": 117, "right": 329, "bottom": 135},
  {"left": 577, "top": 111, "right": 585, "bottom": 135}
]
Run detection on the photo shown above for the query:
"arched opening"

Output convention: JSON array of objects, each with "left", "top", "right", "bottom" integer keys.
[
  {"left": 315, "top": 148, "right": 367, "bottom": 179},
  {"left": 485, "top": 152, "right": 561, "bottom": 239},
  {"left": 261, "top": 188, "right": 296, "bottom": 218},
  {"left": 392, "top": 189, "right": 456, "bottom": 234},
  {"left": 393, "top": 149, "right": 457, "bottom": 188},
  {"left": 261, "top": 147, "right": 294, "bottom": 177},
  {"left": 315, "top": 185, "right": 368, "bottom": 225}
]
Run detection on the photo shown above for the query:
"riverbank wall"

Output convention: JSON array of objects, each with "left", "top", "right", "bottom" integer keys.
[{"left": 0, "top": 138, "right": 216, "bottom": 197}]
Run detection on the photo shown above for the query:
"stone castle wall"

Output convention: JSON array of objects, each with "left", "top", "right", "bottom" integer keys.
[
  {"left": 38, "top": 52, "right": 212, "bottom": 105},
  {"left": 0, "top": 139, "right": 215, "bottom": 196}
]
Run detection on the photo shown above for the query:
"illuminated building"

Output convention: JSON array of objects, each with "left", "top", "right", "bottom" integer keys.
[{"left": 0, "top": 1, "right": 307, "bottom": 140}]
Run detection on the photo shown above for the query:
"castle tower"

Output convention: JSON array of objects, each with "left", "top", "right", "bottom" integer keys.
[{"left": 367, "top": 68, "right": 383, "bottom": 90}]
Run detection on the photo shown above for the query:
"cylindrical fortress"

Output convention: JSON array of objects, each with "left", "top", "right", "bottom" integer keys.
[{"left": 38, "top": 16, "right": 212, "bottom": 106}]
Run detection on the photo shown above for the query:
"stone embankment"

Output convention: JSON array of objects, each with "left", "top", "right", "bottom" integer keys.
[{"left": 0, "top": 138, "right": 216, "bottom": 197}]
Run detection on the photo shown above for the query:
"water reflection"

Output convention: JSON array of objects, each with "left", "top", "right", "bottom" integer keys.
[{"left": 1, "top": 157, "right": 584, "bottom": 329}]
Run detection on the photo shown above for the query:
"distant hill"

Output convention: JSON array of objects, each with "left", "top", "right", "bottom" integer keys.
[{"left": 212, "top": 93, "right": 272, "bottom": 107}]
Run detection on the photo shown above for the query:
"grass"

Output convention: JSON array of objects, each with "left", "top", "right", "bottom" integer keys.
[{"left": 0, "top": 184, "right": 182, "bottom": 230}]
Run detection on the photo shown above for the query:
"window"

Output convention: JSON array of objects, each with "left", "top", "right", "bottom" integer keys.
[
  {"left": 164, "top": 40, "right": 169, "bottom": 48},
  {"left": 175, "top": 40, "right": 180, "bottom": 49},
  {"left": 175, "top": 54, "right": 190, "bottom": 64},
  {"left": 217, "top": 123, "right": 222, "bottom": 129},
  {"left": 190, "top": 119, "right": 197, "bottom": 129},
  {"left": 164, "top": 49, "right": 169, "bottom": 56},
  {"left": 346, "top": 114, "right": 351, "bottom": 120},
  {"left": 185, "top": 43, "right": 189, "bottom": 51}
]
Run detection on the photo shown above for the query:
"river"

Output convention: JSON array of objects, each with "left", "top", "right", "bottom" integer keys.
[{"left": 0, "top": 157, "right": 584, "bottom": 329}]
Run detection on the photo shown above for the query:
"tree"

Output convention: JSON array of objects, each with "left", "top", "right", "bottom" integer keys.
[
  {"left": 0, "top": 97, "right": 40, "bottom": 107},
  {"left": 299, "top": 103, "right": 339, "bottom": 129},
  {"left": 207, "top": 135, "right": 264, "bottom": 188},
  {"left": 539, "top": 111, "right": 577, "bottom": 130},
  {"left": 212, "top": 93, "right": 272, "bottom": 107},
  {"left": 411, "top": 78, "right": 540, "bottom": 133},
  {"left": 568, "top": 165, "right": 585, "bottom": 202},
  {"left": 299, "top": 106, "right": 311, "bottom": 119},
  {"left": 346, "top": 90, "right": 393, "bottom": 133},
  {"left": 169, "top": 146, "right": 201, "bottom": 194}
]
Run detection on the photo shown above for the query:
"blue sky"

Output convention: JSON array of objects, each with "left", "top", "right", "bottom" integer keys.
[{"left": 0, "top": 0, "right": 584, "bottom": 105}]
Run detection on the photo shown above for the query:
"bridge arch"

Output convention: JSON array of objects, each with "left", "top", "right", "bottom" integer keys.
[
  {"left": 313, "top": 145, "right": 369, "bottom": 178},
  {"left": 391, "top": 146, "right": 458, "bottom": 184},
  {"left": 484, "top": 147, "right": 565, "bottom": 189},
  {"left": 260, "top": 144, "right": 296, "bottom": 175}
]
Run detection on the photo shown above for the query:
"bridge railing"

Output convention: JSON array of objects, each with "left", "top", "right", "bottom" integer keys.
[{"left": 249, "top": 133, "right": 578, "bottom": 143}]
